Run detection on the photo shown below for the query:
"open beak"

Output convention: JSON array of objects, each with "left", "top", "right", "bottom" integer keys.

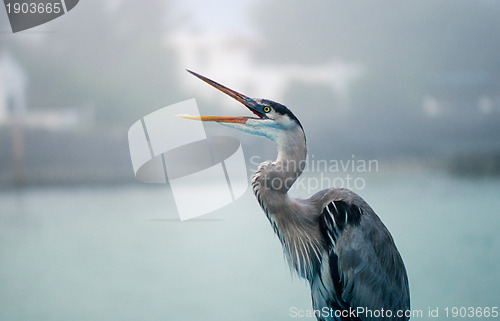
[{"left": 178, "top": 70, "right": 266, "bottom": 123}]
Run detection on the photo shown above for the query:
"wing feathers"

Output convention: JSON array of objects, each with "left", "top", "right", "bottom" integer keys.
[{"left": 315, "top": 190, "right": 410, "bottom": 321}]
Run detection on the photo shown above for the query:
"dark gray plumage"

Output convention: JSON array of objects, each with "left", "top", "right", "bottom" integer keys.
[{"left": 184, "top": 70, "right": 410, "bottom": 321}]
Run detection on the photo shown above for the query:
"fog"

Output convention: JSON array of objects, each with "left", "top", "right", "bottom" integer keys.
[{"left": 1, "top": 0, "right": 499, "bottom": 184}]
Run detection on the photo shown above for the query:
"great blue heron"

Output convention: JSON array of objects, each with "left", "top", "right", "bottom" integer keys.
[{"left": 181, "top": 70, "right": 410, "bottom": 321}]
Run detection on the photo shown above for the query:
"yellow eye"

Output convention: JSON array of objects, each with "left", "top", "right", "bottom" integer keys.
[{"left": 263, "top": 106, "right": 271, "bottom": 113}]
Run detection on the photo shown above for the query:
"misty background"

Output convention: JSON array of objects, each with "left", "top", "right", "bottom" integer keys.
[
  {"left": 0, "top": 0, "right": 499, "bottom": 185},
  {"left": 1, "top": 1, "right": 500, "bottom": 321}
]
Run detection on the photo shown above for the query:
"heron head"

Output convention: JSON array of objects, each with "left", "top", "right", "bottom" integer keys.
[{"left": 179, "top": 70, "right": 303, "bottom": 142}]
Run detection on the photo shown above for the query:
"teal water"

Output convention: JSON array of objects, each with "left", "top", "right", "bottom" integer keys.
[{"left": 1, "top": 169, "right": 499, "bottom": 320}]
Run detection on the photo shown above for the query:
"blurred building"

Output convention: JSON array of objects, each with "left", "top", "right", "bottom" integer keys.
[
  {"left": 0, "top": 51, "right": 84, "bottom": 131},
  {"left": 0, "top": 52, "right": 27, "bottom": 124}
]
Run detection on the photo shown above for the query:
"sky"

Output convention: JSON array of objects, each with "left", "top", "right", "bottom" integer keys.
[{"left": 170, "top": 0, "right": 259, "bottom": 35}]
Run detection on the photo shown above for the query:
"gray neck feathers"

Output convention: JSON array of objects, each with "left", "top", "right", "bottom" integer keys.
[{"left": 251, "top": 125, "right": 322, "bottom": 280}]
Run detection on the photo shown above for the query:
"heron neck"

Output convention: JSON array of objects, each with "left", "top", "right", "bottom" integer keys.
[
  {"left": 251, "top": 124, "right": 307, "bottom": 208},
  {"left": 251, "top": 130, "right": 321, "bottom": 280},
  {"left": 274, "top": 126, "right": 307, "bottom": 191}
]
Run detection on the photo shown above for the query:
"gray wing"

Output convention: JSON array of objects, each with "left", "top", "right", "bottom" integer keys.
[{"left": 315, "top": 188, "right": 410, "bottom": 321}]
